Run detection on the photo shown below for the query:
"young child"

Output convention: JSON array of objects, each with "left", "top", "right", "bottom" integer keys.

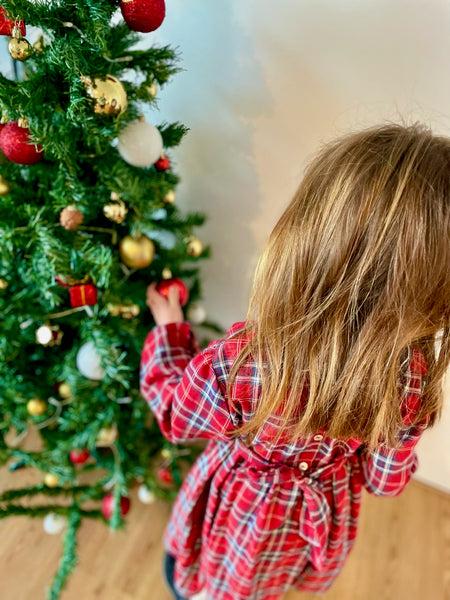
[{"left": 140, "top": 123, "right": 450, "bottom": 600}]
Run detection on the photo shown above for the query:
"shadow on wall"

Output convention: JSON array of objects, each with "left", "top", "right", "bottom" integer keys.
[{"left": 149, "top": 1, "right": 274, "bottom": 328}]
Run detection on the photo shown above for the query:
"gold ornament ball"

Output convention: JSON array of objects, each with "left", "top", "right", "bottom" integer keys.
[
  {"left": 81, "top": 74, "right": 128, "bottom": 116},
  {"left": 121, "top": 304, "right": 140, "bottom": 319},
  {"left": 107, "top": 303, "right": 122, "bottom": 317},
  {"left": 8, "top": 27, "right": 33, "bottom": 62},
  {"left": 58, "top": 383, "right": 72, "bottom": 399},
  {"left": 44, "top": 473, "right": 60, "bottom": 488},
  {"left": 60, "top": 206, "right": 84, "bottom": 231},
  {"left": 147, "top": 82, "right": 158, "bottom": 98},
  {"left": 163, "top": 190, "right": 176, "bottom": 205},
  {"left": 103, "top": 194, "right": 128, "bottom": 224},
  {"left": 0, "top": 279, "right": 8, "bottom": 290},
  {"left": 119, "top": 234, "right": 155, "bottom": 269},
  {"left": 162, "top": 267, "right": 173, "bottom": 279},
  {"left": 186, "top": 236, "right": 204, "bottom": 257},
  {"left": 106, "top": 304, "right": 120, "bottom": 317},
  {"left": 27, "top": 398, "right": 47, "bottom": 416},
  {"left": 161, "top": 448, "right": 172, "bottom": 460},
  {"left": 33, "top": 35, "right": 44, "bottom": 53},
  {"left": 0, "top": 175, "right": 10, "bottom": 197},
  {"left": 107, "top": 302, "right": 140, "bottom": 319},
  {"left": 97, "top": 425, "right": 118, "bottom": 445}
]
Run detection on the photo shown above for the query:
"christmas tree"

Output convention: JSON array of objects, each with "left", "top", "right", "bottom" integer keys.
[{"left": 0, "top": 1, "right": 217, "bottom": 597}]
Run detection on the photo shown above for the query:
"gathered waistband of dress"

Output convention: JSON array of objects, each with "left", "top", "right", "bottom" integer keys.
[{"left": 233, "top": 438, "right": 348, "bottom": 483}]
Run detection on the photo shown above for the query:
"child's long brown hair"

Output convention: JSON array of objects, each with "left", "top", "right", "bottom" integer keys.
[{"left": 229, "top": 123, "right": 450, "bottom": 449}]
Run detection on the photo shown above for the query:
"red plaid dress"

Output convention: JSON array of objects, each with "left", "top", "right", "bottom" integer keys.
[{"left": 140, "top": 322, "right": 427, "bottom": 600}]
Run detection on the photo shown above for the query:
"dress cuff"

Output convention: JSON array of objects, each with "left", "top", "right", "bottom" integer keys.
[{"left": 143, "top": 321, "right": 197, "bottom": 355}]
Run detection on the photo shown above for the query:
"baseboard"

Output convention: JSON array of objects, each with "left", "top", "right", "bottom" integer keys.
[{"left": 413, "top": 473, "right": 450, "bottom": 497}]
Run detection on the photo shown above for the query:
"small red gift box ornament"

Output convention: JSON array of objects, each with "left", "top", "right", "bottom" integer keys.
[
  {"left": 0, "top": 6, "right": 26, "bottom": 36},
  {"left": 69, "top": 283, "right": 98, "bottom": 307}
]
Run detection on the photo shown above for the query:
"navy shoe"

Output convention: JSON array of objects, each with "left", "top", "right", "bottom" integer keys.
[{"left": 163, "top": 553, "right": 188, "bottom": 600}]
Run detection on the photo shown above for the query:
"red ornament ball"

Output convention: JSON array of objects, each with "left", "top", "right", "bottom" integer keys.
[
  {"left": 0, "top": 121, "right": 44, "bottom": 165},
  {"left": 101, "top": 494, "right": 131, "bottom": 520},
  {"left": 120, "top": 0, "right": 166, "bottom": 33},
  {"left": 69, "top": 448, "right": 90, "bottom": 465},
  {"left": 155, "top": 155, "right": 170, "bottom": 172},
  {"left": 155, "top": 277, "right": 189, "bottom": 307},
  {"left": 157, "top": 467, "right": 174, "bottom": 485}
]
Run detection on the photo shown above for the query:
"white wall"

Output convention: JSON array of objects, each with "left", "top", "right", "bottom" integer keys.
[
  {"left": 151, "top": 0, "right": 450, "bottom": 493},
  {"left": 415, "top": 371, "right": 450, "bottom": 493}
]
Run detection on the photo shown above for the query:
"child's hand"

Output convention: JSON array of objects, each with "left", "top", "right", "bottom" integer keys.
[{"left": 146, "top": 283, "right": 184, "bottom": 326}]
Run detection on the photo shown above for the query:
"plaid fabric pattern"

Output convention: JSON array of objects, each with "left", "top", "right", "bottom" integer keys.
[{"left": 140, "top": 322, "right": 428, "bottom": 600}]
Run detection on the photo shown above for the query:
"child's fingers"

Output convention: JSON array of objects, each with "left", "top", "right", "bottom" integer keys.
[
  {"left": 146, "top": 283, "right": 157, "bottom": 299},
  {"left": 145, "top": 282, "right": 184, "bottom": 325},
  {"left": 167, "top": 286, "right": 181, "bottom": 307},
  {"left": 146, "top": 283, "right": 165, "bottom": 307}
]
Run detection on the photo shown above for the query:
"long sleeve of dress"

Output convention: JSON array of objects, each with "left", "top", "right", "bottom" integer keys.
[
  {"left": 356, "top": 423, "right": 425, "bottom": 496},
  {"left": 356, "top": 347, "right": 428, "bottom": 497},
  {"left": 140, "top": 322, "right": 235, "bottom": 443}
]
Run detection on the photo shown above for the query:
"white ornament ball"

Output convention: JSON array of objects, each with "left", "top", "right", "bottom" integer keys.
[
  {"left": 76, "top": 341, "right": 106, "bottom": 380},
  {"left": 43, "top": 513, "right": 66, "bottom": 535},
  {"left": 118, "top": 119, "right": 163, "bottom": 167},
  {"left": 187, "top": 303, "right": 207, "bottom": 325},
  {"left": 36, "top": 325, "right": 53, "bottom": 345},
  {"left": 138, "top": 484, "right": 156, "bottom": 504}
]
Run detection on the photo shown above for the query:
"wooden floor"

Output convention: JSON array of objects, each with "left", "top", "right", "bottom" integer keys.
[{"left": 1, "top": 464, "right": 449, "bottom": 600}]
